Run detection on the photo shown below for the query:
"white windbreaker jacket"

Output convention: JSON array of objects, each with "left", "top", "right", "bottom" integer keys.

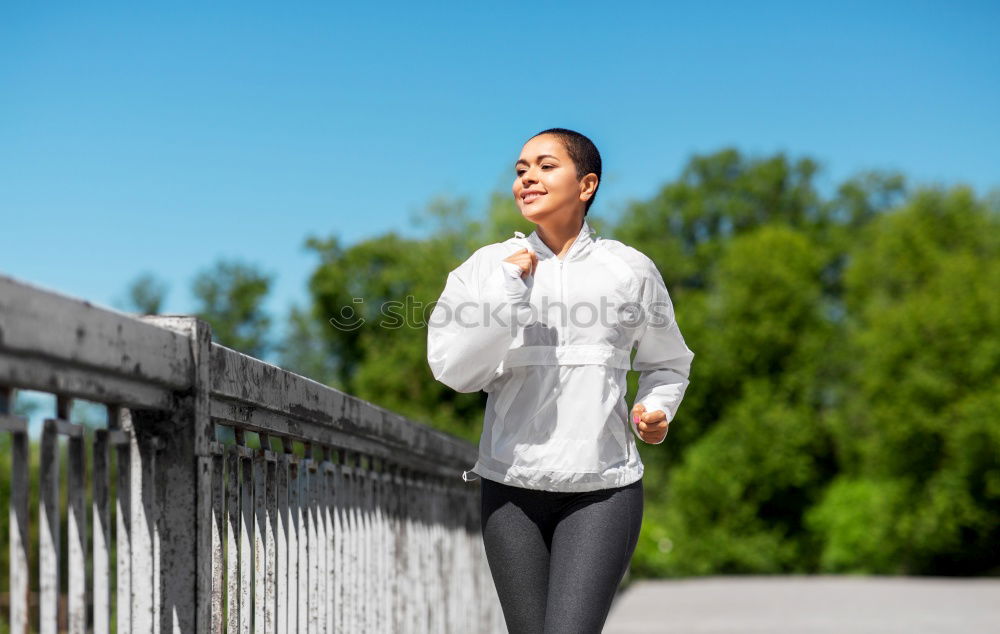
[{"left": 426, "top": 219, "right": 694, "bottom": 492}]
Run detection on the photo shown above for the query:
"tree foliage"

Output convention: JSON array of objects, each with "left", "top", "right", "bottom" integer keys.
[
  {"left": 191, "top": 258, "right": 274, "bottom": 359},
  {"left": 138, "top": 147, "right": 998, "bottom": 577}
]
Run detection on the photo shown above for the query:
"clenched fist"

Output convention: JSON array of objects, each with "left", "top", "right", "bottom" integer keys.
[
  {"left": 631, "top": 403, "right": 669, "bottom": 444},
  {"left": 503, "top": 248, "right": 537, "bottom": 279}
]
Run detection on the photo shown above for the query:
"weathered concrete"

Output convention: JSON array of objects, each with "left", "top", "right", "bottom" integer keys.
[
  {"left": 605, "top": 575, "right": 1000, "bottom": 633},
  {"left": 1, "top": 274, "right": 502, "bottom": 633}
]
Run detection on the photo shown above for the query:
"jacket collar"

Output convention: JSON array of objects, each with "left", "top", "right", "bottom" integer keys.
[{"left": 519, "top": 218, "right": 597, "bottom": 262}]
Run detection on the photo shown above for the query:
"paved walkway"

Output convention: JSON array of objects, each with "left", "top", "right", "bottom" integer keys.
[{"left": 604, "top": 575, "right": 1000, "bottom": 633}]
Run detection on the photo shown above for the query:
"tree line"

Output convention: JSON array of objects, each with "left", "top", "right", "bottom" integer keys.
[{"left": 37, "top": 147, "right": 1000, "bottom": 578}]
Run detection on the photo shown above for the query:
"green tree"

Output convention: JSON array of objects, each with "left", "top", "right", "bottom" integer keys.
[
  {"left": 115, "top": 271, "right": 169, "bottom": 315},
  {"left": 192, "top": 258, "right": 274, "bottom": 359},
  {"left": 636, "top": 224, "right": 837, "bottom": 575},
  {"left": 808, "top": 186, "right": 1000, "bottom": 574},
  {"left": 281, "top": 148, "right": 999, "bottom": 578}
]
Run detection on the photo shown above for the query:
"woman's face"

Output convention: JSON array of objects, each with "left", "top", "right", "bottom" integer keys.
[{"left": 513, "top": 134, "right": 589, "bottom": 222}]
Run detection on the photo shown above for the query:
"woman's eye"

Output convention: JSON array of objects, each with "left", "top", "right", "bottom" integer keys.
[{"left": 515, "top": 165, "right": 553, "bottom": 176}]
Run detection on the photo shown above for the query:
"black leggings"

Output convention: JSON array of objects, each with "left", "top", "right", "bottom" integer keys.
[{"left": 479, "top": 477, "right": 644, "bottom": 634}]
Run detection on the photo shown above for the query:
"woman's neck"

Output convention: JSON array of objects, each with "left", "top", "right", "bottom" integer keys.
[{"left": 535, "top": 215, "right": 585, "bottom": 260}]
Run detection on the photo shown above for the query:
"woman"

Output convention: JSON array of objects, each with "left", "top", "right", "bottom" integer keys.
[{"left": 426, "top": 128, "right": 694, "bottom": 633}]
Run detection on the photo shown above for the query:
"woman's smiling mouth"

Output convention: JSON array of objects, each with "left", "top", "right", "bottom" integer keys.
[{"left": 522, "top": 191, "right": 546, "bottom": 203}]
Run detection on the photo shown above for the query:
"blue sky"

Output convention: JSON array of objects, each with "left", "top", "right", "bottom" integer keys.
[{"left": 2, "top": 0, "right": 998, "bottom": 354}]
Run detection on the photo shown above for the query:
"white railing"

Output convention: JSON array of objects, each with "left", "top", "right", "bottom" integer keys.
[{"left": 0, "top": 273, "right": 504, "bottom": 633}]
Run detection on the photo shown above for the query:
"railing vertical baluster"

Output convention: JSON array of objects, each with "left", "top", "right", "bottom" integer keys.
[
  {"left": 463, "top": 485, "right": 474, "bottom": 631},
  {"left": 434, "top": 478, "right": 453, "bottom": 634},
  {"left": 314, "top": 450, "right": 327, "bottom": 632},
  {"left": 423, "top": 476, "right": 433, "bottom": 634},
  {"left": 420, "top": 475, "right": 428, "bottom": 634},
  {"left": 238, "top": 434, "right": 253, "bottom": 634},
  {"left": 68, "top": 422, "right": 86, "bottom": 633},
  {"left": 383, "top": 459, "right": 392, "bottom": 633},
  {"left": 410, "top": 471, "right": 419, "bottom": 634},
  {"left": 210, "top": 448, "right": 225, "bottom": 634},
  {"left": 388, "top": 464, "right": 401, "bottom": 634},
  {"left": 430, "top": 478, "right": 439, "bottom": 634},
  {"left": 323, "top": 448, "right": 335, "bottom": 634},
  {"left": 264, "top": 437, "right": 277, "bottom": 634},
  {"left": 93, "top": 428, "right": 110, "bottom": 634},
  {"left": 438, "top": 480, "right": 448, "bottom": 634},
  {"left": 275, "top": 445, "right": 289, "bottom": 634},
  {"left": 2, "top": 387, "right": 29, "bottom": 634},
  {"left": 402, "top": 466, "right": 412, "bottom": 633},
  {"left": 451, "top": 482, "right": 459, "bottom": 632},
  {"left": 367, "top": 456, "right": 376, "bottom": 632},
  {"left": 382, "top": 462, "right": 393, "bottom": 634},
  {"left": 295, "top": 443, "right": 312, "bottom": 632},
  {"left": 341, "top": 453, "right": 352, "bottom": 634},
  {"left": 456, "top": 484, "right": 463, "bottom": 630},
  {"left": 354, "top": 452, "right": 363, "bottom": 634},
  {"left": 444, "top": 483, "right": 451, "bottom": 629},
  {"left": 428, "top": 478, "right": 437, "bottom": 634},
  {"left": 456, "top": 485, "right": 464, "bottom": 631},
  {"left": 468, "top": 485, "right": 477, "bottom": 629},
  {"left": 286, "top": 448, "right": 299, "bottom": 634},
  {"left": 418, "top": 471, "right": 427, "bottom": 634},
  {"left": 388, "top": 463, "right": 397, "bottom": 633},
  {"left": 418, "top": 471, "right": 428, "bottom": 634},
  {"left": 153, "top": 441, "right": 163, "bottom": 634},
  {"left": 442, "top": 481, "right": 451, "bottom": 634},
  {"left": 363, "top": 456, "right": 373, "bottom": 634},
  {"left": 309, "top": 450, "right": 326, "bottom": 634},
  {"left": 253, "top": 448, "right": 267, "bottom": 634},
  {"left": 443, "top": 480, "right": 451, "bottom": 634},
  {"left": 398, "top": 468, "right": 409, "bottom": 634},
  {"left": 438, "top": 480, "right": 447, "bottom": 634},
  {"left": 373, "top": 457, "right": 382, "bottom": 633},
  {"left": 452, "top": 483, "right": 461, "bottom": 631},
  {"left": 358, "top": 454, "right": 375, "bottom": 631},
  {"left": 444, "top": 483, "right": 452, "bottom": 631},
  {"left": 128, "top": 412, "right": 159, "bottom": 634},
  {"left": 39, "top": 417, "right": 60, "bottom": 634},
  {"left": 332, "top": 450, "right": 345, "bottom": 634},
  {"left": 425, "top": 475, "right": 433, "bottom": 634},
  {"left": 434, "top": 479, "right": 444, "bottom": 634},
  {"left": 468, "top": 489, "right": 474, "bottom": 631},
  {"left": 300, "top": 445, "right": 313, "bottom": 633},
  {"left": 114, "top": 409, "right": 132, "bottom": 634},
  {"left": 402, "top": 468, "right": 413, "bottom": 634},
  {"left": 417, "top": 474, "right": 428, "bottom": 634},
  {"left": 225, "top": 444, "right": 240, "bottom": 634},
  {"left": 374, "top": 459, "right": 382, "bottom": 633},
  {"left": 451, "top": 485, "right": 461, "bottom": 630}
]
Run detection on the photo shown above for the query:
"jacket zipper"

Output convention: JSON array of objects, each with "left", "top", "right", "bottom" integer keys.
[
  {"left": 559, "top": 254, "right": 630, "bottom": 463},
  {"left": 559, "top": 258, "right": 565, "bottom": 345}
]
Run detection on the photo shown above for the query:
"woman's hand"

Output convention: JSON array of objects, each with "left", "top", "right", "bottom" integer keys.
[
  {"left": 631, "top": 403, "right": 669, "bottom": 444},
  {"left": 503, "top": 248, "right": 537, "bottom": 279}
]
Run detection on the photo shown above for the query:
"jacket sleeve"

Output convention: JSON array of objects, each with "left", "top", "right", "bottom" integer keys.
[
  {"left": 631, "top": 260, "right": 694, "bottom": 444},
  {"left": 426, "top": 251, "right": 535, "bottom": 393}
]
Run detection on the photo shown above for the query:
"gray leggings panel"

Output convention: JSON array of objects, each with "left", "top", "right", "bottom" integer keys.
[{"left": 479, "top": 477, "right": 644, "bottom": 634}]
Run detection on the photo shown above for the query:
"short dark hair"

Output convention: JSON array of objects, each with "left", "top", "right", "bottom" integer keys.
[{"left": 531, "top": 127, "right": 602, "bottom": 216}]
